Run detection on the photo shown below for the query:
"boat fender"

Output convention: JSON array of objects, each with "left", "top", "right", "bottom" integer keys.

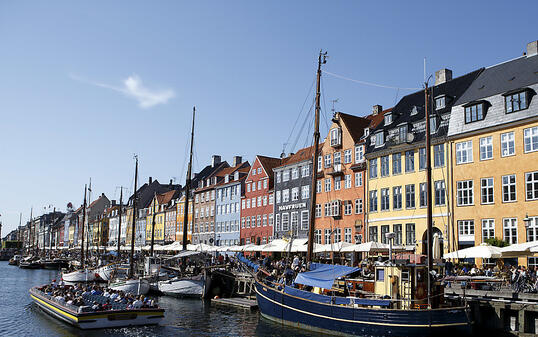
[{"left": 214, "top": 295, "right": 220, "bottom": 299}]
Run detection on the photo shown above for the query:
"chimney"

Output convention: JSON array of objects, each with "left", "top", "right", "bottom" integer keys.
[
  {"left": 527, "top": 40, "right": 538, "bottom": 57},
  {"left": 435, "top": 69, "right": 453, "bottom": 85},
  {"left": 372, "top": 105, "right": 383, "bottom": 116},
  {"left": 169, "top": 179, "right": 173, "bottom": 186},
  {"left": 212, "top": 155, "right": 221, "bottom": 167},
  {"left": 233, "top": 156, "right": 242, "bottom": 167},
  {"left": 149, "top": 177, "right": 153, "bottom": 184}
]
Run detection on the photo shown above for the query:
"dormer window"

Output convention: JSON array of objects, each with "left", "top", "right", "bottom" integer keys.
[
  {"left": 212, "top": 177, "right": 217, "bottom": 185},
  {"left": 384, "top": 113, "right": 393, "bottom": 125},
  {"left": 374, "top": 131, "right": 384, "bottom": 147},
  {"left": 224, "top": 175, "right": 229, "bottom": 183},
  {"left": 398, "top": 125, "right": 408, "bottom": 143},
  {"left": 429, "top": 116, "right": 438, "bottom": 134},
  {"left": 464, "top": 102, "right": 485, "bottom": 124},
  {"left": 234, "top": 171, "right": 239, "bottom": 180},
  {"left": 330, "top": 127, "right": 342, "bottom": 147},
  {"left": 364, "top": 128, "right": 370, "bottom": 137},
  {"left": 504, "top": 90, "right": 528, "bottom": 113},
  {"left": 435, "top": 96, "right": 446, "bottom": 110},
  {"left": 411, "top": 106, "right": 419, "bottom": 116}
]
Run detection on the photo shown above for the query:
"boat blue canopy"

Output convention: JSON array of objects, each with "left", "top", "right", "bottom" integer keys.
[
  {"left": 236, "top": 253, "right": 259, "bottom": 272},
  {"left": 294, "top": 263, "right": 359, "bottom": 289}
]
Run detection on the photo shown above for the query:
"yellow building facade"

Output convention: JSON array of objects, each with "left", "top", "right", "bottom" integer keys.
[
  {"left": 176, "top": 195, "right": 193, "bottom": 244},
  {"left": 146, "top": 197, "right": 165, "bottom": 244}
]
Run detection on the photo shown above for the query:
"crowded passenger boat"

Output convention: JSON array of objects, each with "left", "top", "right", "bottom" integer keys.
[{"left": 29, "top": 281, "right": 164, "bottom": 329}]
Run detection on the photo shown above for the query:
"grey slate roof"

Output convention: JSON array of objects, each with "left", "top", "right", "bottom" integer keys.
[
  {"left": 448, "top": 53, "right": 538, "bottom": 138},
  {"left": 455, "top": 55, "right": 538, "bottom": 105},
  {"left": 366, "top": 69, "right": 483, "bottom": 155}
]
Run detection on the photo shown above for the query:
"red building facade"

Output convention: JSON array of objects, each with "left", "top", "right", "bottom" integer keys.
[{"left": 240, "top": 155, "right": 281, "bottom": 245}]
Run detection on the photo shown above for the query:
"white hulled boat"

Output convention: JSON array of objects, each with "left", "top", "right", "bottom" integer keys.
[{"left": 109, "top": 278, "right": 150, "bottom": 296}]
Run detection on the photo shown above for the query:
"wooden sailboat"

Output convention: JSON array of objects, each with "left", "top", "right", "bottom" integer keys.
[
  {"left": 109, "top": 156, "right": 150, "bottom": 295},
  {"left": 253, "top": 51, "right": 473, "bottom": 336},
  {"left": 62, "top": 185, "right": 97, "bottom": 282}
]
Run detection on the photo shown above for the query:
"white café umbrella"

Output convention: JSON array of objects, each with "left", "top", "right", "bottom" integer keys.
[
  {"left": 432, "top": 234, "right": 441, "bottom": 260},
  {"left": 443, "top": 243, "right": 502, "bottom": 259},
  {"left": 501, "top": 241, "right": 538, "bottom": 257},
  {"left": 289, "top": 238, "right": 309, "bottom": 252},
  {"left": 340, "top": 241, "right": 390, "bottom": 253},
  {"left": 314, "top": 242, "right": 354, "bottom": 253},
  {"left": 261, "top": 239, "right": 289, "bottom": 252}
]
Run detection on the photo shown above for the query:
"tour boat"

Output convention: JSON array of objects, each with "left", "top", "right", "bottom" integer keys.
[
  {"left": 62, "top": 269, "right": 97, "bottom": 282},
  {"left": 109, "top": 278, "right": 150, "bottom": 296},
  {"left": 19, "top": 256, "right": 42, "bottom": 269},
  {"left": 158, "top": 275, "right": 205, "bottom": 298},
  {"left": 9, "top": 255, "right": 22, "bottom": 266},
  {"left": 29, "top": 286, "right": 164, "bottom": 329}
]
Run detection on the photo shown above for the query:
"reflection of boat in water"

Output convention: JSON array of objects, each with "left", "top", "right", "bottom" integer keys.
[
  {"left": 41, "top": 258, "right": 70, "bottom": 270},
  {"left": 109, "top": 278, "right": 150, "bottom": 296},
  {"left": 29, "top": 286, "right": 164, "bottom": 329},
  {"left": 62, "top": 269, "right": 97, "bottom": 282},
  {"left": 158, "top": 275, "right": 205, "bottom": 298}
]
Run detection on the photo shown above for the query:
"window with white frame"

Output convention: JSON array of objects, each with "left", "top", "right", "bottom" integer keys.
[
  {"left": 458, "top": 220, "right": 475, "bottom": 239},
  {"left": 257, "top": 196, "right": 262, "bottom": 207},
  {"left": 316, "top": 180, "right": 322, "bottom": 193},
  {"left": 524, "top": 126, "right": 538, "bottom": 153},
  {"left": 252, "top": 197, "right": 256, "bottom": 207},
  {"left": 324, "top": 203, "right": 330, "bottom": 217},
  {"left": 257, "top": 215, "right": 261, "bottom": 227},
  {"left": 334, "top": 176, "right": 341, "bottom": 190},
  {"left": 480, "top": 136, "right": 493, "bottom": 160},
  {"left": 526, "top": 171, "right": 538, "bottom": 201},
  {"left": 344, "top": 149, "right": 352, "bottom": 164},
  {"left": 344, "top": 200, "right": 352, "bottom": 215},
  {"left": 527, "top": 216, "right": 538, "bottom": 242},
  {"left": 337, "top": 175, "right": 348, "bottom": 190},
  {"left": 315, "top": 204, "right": 321, "bottom": 218},
  {"left": 393, "top": 186, "right": 402, "bottom": 209},
  {"left": 503, "top": 218, "right": 517, "bottom": 244},
  {"left": 405, "top": 150, "right": 414, "bottom": 172},
  {"left": 263, "top": 196, "right": 267, "bottom": 206},
  {"left": 330, "top": 200, "right": 341, "bottom": 217},
  {"left": 457, "top": 180, "right": 474, "bottom": 206},
  {"left": 317, "top": 156, "right": 322, "bottom": 172},
  {"left": 334, "top": 228, "right": 342, "bottom": 242},
  {"left": 252, "top": 182, "right": 256, "bottom": 192},
  {"left": 257, "top": 167, "right": 262, "bottom": 174},
  {"left": 398, "top": 125, "right": 408, "bottom": 143},
  {"left": 406, "top": 223, "right": 415, "bottom": 245},
  {"left": 456, "top": 141, "right": 473, "bottom": 164},
  {"left": 355, "top": 145, "right": 364, "bottom": 163},
  {"left": 464, "top": 103, "right": 484, "bottom": 123},
  {"left": 274, "top": 214, "right": 280, "bottom": 232},
  {"left": 344, "top": 228, "right": 352, "bottom": 243},
  {"left": 502, "top": 174, "right": 517, "bottom": 202},
  {"left": 291, "top": 212, "right": 298, "bottom": 234},
  {"left": 434, "top": 144, "right": 445, "bottom": 167},
  {"left": 269, "top": 214, "right": 274, "bottom": 226},
  {"left": 392, "top": 153, "right": 402, "bottom": 174},
  {"left": 258, "top": 181, "right": 262, "bottom": 190},
  {"left": 369, "top": 226, "right": 378, "bottom": 242},
  {"left": 276, "top": 172, "right": 281, "bottom": 183},
  {"left": 325, "top": 229, "right": 332, "bottom": 244},
  {"left": 381, "top": 188, "right": 390, "bottom": 211},
  {"left": 482, "top": 219, "right": 495, "bottom": 241},
  {"left": 381, "top": 155, "right": 390, "bottom": 176},
  {"left": 369, "top": 191, "right": 377, "bottom": 212},
  {"left": 434, "top": 180, "right": 446, "bottom": 206},
  {"left": 302, "top": 165, "right": 309, "bottom": 177},
  {"left": 282, "top": 189, "right": 290, "bottom": 203},
  {"left": 246, "top": 184, "right": 251, "bottom": 193},
  {"left": 419, "top": 148, "right": 426, "bottom": 170},
  {"left": 375, "top": 132, "right": 384, "bottom": 147},
  {"left": 481, "top": 178, "right": 494, "bottom": 204},
  {"left": 291, "top": 187, "right": 299, "bottom": 201},
  {"left": 314, "top": 229, "right": 322, "bottom": 244},
  {"left": 263, "top": 180, "right": 267, "bottom": 189},
  {"left": 241, "top": 217, "right": 245, "bottom": 228},
  {"left": 246, "top": 217, "right": 250, "bottom": 228},
  {"left": 405, "top": 184, "right": 415, "bottom": 208},
  {"left": 282, "top": 170, "right": 290, "bottom": 182},
  {"left": 275, "top": 191, "right": 281, "bottom": 204},
  {"left": 355, "top": 172, "right": 363, "bottom": 187},
  {"left": 324, "top": 178, "right": 331, "bottom": 192},
  {"left": 324, "top": 154, "right": 332, "bottom": 168},
  {"left": 269, "top": 194, "right": 274, "bottom": 205},
  {"left": 393, "top": 224, "right": 402, "bottom": 245},
  {"left": 501, "top": 132, "right": 515, "bottom": 157},
  {"left": 355, "top": 198, "right": 363, "bottom": 214},
  {"left": 330, "top": 127, "right": 342, "bottom": 146},
  {"left": 369, "top": 158, "right": 377, "bottom": 178},
  {"left": 292, "top": 167, "right": 299, "bottom": 180},
  {"left": 281, "top": 213, "right": 289, "bottom": 231},
  {"left": 435, "top": 96, "right": 446, "bottom": 110},
  {"left": 334, "top": 152, "right": 341, "bottom": 165},
  {"left": 301, "top": 185, "right": 309, "bottom": 199},
  {"left": 301, "top": 211, "right": 309, "bottom": 230}
]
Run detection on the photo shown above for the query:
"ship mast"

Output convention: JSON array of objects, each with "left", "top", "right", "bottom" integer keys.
[
  {"left": 150, "top": 192, "right": 157, "bottom": 257},
  {"left": 81, "top": 185, "right": 87, "bottom": 268},
  {"left": 117, "top": 187, "right": 123, "bottom": 260},
  {"left": 128, "top": 156, "right": 138, "bottom": 278},
  {"left": 307, "top": 50, "right": 327, "bottom": 263},
  {"left": 424, "top": 82, "right": 433, "bottom": 307},
  {"left": 182, "top": 106, "right": 195, "bottom": 251}
]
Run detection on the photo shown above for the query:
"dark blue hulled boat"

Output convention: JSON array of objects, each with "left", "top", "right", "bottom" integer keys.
[{"left": 254, "top": 262, "right": 472, "bottom": 337}]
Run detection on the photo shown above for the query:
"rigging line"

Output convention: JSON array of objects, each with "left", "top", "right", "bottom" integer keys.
[
  {"left": 291, "top": 100, "right": 315, "bottom": 152},
  {"left": 285, "top": 74, "right": 317, "bottom": 152},
  {"left": 322, "top": 70, "right": 421, "bottom": 90}
]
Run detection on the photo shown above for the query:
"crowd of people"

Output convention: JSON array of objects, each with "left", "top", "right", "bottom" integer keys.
[{"left": 38, "top": 281, "right": 158, "bottom": 312}]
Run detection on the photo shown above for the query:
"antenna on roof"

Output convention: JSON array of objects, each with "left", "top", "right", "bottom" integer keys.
[
  {"left": 280, "top": 142, "right": 288, "bottom": 158},
  {"left": 331, "top": 99, "right": 339, "bottom": 117}
]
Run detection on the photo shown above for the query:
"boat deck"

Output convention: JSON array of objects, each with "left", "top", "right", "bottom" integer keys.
[{"left": 211, "top": 297, "right": 258, "bottom": 310}]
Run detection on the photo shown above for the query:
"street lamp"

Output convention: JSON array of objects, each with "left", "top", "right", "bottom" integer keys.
[
  {"left": 524, "top": 213, "right": 531, "bottom": 228},
  {"left": 385, "top": 232, "right": 396, "bottom": 262}
]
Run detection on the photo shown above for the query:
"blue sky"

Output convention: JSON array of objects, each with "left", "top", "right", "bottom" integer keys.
[{"left": 1, "top": 1, "right": 537, "bottom": 233}]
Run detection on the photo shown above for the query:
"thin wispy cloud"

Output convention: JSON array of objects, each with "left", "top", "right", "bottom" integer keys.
[{"left": 70, "top": 73, "right": 175, "bottom": 108}]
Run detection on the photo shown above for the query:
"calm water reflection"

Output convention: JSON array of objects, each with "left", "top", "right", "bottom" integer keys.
[{"left": 0, "top": 262, "right": 323, "bottom": 337}]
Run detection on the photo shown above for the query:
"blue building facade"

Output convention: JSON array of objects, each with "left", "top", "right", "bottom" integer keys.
[{"left": 215, "top": 159, "right": 250, "bottom": 246}]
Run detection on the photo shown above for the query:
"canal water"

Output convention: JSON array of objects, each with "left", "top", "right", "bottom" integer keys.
[{"left": 0, "top": 261, "right": 324, "bottom": 337}]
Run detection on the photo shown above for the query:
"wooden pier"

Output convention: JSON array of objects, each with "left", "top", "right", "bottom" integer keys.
[
  {"left": 445, "top": 286, "right": 538, "bottom": 336},
  {"left": 211, "top": 297, "right": 258, "bottom": 310}
]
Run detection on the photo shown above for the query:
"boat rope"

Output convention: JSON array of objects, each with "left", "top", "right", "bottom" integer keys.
[{"left": 322, "top": 70, "right": 421, "bottom": 90}]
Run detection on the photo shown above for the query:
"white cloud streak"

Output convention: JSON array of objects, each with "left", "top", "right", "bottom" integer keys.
[{"left": 70, "top": 73, "right": 175, "bottom": 108}]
